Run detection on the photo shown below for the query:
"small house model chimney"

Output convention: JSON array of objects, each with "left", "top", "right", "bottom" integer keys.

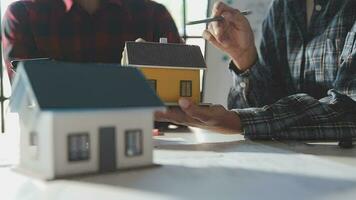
[{"left": 159, "top": 37, "right": 168, "bottom": 43}]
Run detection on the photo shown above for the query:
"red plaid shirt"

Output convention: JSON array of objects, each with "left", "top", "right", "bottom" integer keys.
[{"left": 2, "top": 0, "right": 182, "bottom": 79}]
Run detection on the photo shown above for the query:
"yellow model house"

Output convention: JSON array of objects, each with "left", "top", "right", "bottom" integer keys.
[{"left": 122, "top": 41, "right": 206, "bottom": 105}]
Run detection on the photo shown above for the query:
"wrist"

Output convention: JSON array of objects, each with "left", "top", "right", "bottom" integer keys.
[
  {"left": 230, "top": 47, "right": 257, "bottom": 72},
  {"left": 225, "top": 111, "right": 242, "bottom": 133}
]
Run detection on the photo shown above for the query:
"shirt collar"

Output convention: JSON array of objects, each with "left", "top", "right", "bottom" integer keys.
[{"left": 62, "top": 0, "right": 124, "bottom": 12}]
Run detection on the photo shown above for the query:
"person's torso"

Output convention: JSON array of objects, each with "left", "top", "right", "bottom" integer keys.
[
  {"left": 22, "top": 0, "right": 168, "bottom": 63},
  {"left": 278, "top": 0, "right": 355, "bottom": 99}
]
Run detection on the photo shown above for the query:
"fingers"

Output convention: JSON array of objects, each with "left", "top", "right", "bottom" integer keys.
[
  {"left": 154, "top": 111, "right": 171, "bottom": 122},
  {"left": 181, "top": 100, "right": 241, "bottom": 133},
  {"left": 208, "top": 2, "right": 244, "bottom": 46},
  {"left": 155, "top": 98, "right": 228, "bottom": 128},
  {"left": 178, "top": 98, "right": 213, "bottom": 123},
  {"left": 154, "top": 108, "right": 184, "bottom": 124},
  {"left": 154, "top": 108, "right": 202, "bottom": 127},
  {"left": 210, "top": 7, "right": 226, "bottom": 42},
  {"left": 207, "top": 23, "right": 215, "bottom": 37},
  {"left": 203, "top": 29, "right": 223, "bottom": 49},
  {"left": 154, "top": 99, "right": 242, "bottom": 134},
  {"left": 206, "top": 21, "right": 228, "bottom": 47},
  {"left": 212, "top": 2, "right": 247, "bottom": 28},
  {"left": 212, "top": 1, "right": 235, "bottom": 17},
  {"left": 210, "top": 20, "right": 228, "bottom": 43},
  {"left": 221, "top": 11, "right": 246, "bottom": 28}
]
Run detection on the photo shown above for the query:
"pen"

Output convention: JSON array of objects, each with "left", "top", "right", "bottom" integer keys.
[{"left": 186, "top": 10, "right": 252, "bottom": 25}]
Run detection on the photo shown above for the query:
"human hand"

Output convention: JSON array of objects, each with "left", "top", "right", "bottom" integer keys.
[
  {"left": 203, "top": 1, "right": 257, "bottom": 71},
  {"left": 155, "top": 98, "right": 242, "bottom": 134}
]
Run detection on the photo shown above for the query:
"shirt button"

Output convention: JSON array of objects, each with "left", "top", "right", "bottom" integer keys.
[
  {"left": 315, "top": 5, "right": 322, "bottom": 11},
  {"left": 240, "top": 82, "right": 246, "bottom": 88}
]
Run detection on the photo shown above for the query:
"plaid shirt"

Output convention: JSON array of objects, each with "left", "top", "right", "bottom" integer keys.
[
  {"left": 228, "top": 0, "right": 356, "bottom": 140},
  {"left": 2, "top": 0, "right": 181, "bottom": 79}
]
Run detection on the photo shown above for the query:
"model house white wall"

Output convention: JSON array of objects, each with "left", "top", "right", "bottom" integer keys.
[
  {"left": 19, "top": 112, "right": 55, "bottom": 179},
  {"left": 11, "top": 71, "right": 40, "bottom": 131},
  {"left": 52, "top": 109, "right": 155, "bottom": 178},
  {"left": 11, "top": 70, "right": 56, "bottom": 178},
  {"left": 18, "top": 108, "right": 156, "bottom": 179}
]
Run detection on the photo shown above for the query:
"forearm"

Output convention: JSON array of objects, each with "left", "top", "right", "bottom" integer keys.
[
  {"left": 234, "top": 90, "right": 356, "bottom": 140},
  {"left": 243, "top": 121, "right": 356, "bottom": 141},
  {"left": 232, "top": 21, "right": 356, "bottom": 140}
]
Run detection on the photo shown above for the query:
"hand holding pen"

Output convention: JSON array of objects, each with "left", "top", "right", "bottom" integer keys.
[
  {"left": 200, "top": 1, "right": 257, "bottom": 72},
  {"left": 186, "top": 10, "right": 252, "bottom": 25}
]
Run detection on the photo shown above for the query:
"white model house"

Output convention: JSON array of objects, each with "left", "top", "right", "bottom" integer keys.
[{"left": 10, "top": 60, "right": 164, "bottom": 180}]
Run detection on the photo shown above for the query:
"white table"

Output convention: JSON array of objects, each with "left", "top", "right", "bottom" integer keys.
[{"left": 1, "top": 123, "right": 356, "bottom": 200}]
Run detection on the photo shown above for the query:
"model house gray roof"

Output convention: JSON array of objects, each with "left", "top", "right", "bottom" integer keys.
[
  {"left": 125, "top": 42, "right": 206, "bottom": 69},
  {"left": 17, "top": 60, "right": 164, "bottom": 110}
]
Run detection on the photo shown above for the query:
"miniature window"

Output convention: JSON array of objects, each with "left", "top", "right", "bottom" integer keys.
[
  {"left": 68, "top": 133, "right": 90, "bottom": 162},
  {"left": 147, "top": 79, "right": 157, "bottom": 92},
  {"left": 29, "top": 131, "right": 39, "bottom": 159},
  {"left": 180, "top": 80, "right": 192, "bottom": 97},
  {"left": 125, "top": 129, "right": 143, "bottom": 157},
  {"left": 29, "top": 132, "right": 38, "bottom": 146}
]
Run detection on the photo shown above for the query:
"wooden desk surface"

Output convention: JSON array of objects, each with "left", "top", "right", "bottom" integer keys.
[{"left": 1, "top": 120, "right": 356, "bottom": 200}]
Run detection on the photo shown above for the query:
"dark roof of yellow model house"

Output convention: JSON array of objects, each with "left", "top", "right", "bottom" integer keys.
[{"left": 125, "top": 42, "right": 206, "bottom": 69}]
